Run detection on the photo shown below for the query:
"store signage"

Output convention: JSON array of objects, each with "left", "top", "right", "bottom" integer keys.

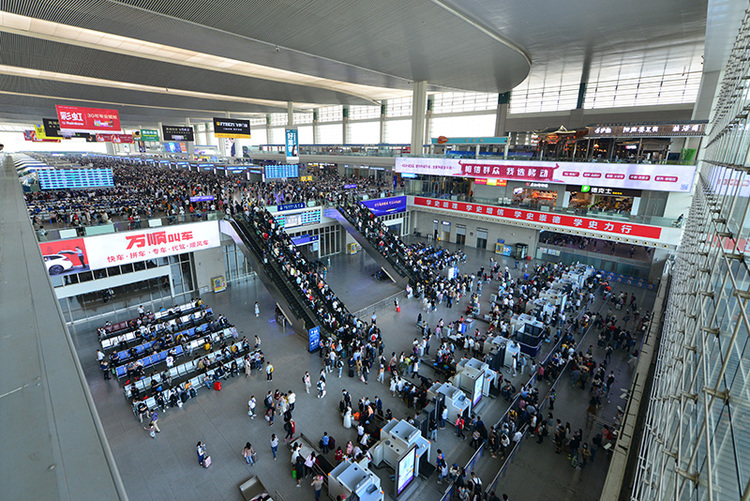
[
  {"left": 566, "top": 185, "right": 642, "bottom": 197},
  {"left": 308, "top": 326, "right": 320, "bottom": 352},
  {"left": 285, "top": 128, "right": 299, "bottom": 162},
  {"left": 96, "top": 133, "right": 134, "bottom": 143},
  {"left": 56, "top": 105, "right": 121, "bottom": 132},
  {"left": 41, "top": 118, "right": 92, "bottom": 139},
  {"left": 414, "top": 197, "right": 662, "bottom": 240},
  {"left": 81, "top": 221, "right": 220, "bottom": 270},
  {"left": 588, "top": 123, "right": 706, "bottom": 137},
  {"left": 430, "top": 136, "right": 508, "bottom": 145},
  {"left": 396, "top": 157, "right": 695, "bottom": 193},
  {"left": 140, "top": 129, "right": 160, "bottom": 142},
  {"left": 474, "top": 178, "right": 507, "bottom": 186},
  {"left": 213, "top": 118, "right": 251, "bottom": 139},
  {"left": 162, "top": 125, "right": 195, "bottom": 142},
  {"left": 526, "top": 182, "right": 549, "bottom": 188},
  {"left": 291, "top": 234, "right": 319, "bottom": 246},
  {"left": 360, "top": 196, "right": 407, "bottom": 216}
]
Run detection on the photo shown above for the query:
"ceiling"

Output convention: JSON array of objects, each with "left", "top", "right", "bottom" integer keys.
[{"left": 0, "top": 0, "right": 708, "bottom": 127}]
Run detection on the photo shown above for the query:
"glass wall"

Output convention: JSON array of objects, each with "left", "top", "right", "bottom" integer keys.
[{"left": 631, "top": 16, "right": 750, "bottom": 501}]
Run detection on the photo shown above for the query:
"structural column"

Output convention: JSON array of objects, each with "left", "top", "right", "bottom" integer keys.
[
  {"left": 379, "top": 103, "right": 387, "bottom": 144},
  {"left": 312, "top": 109, "right": 319, "bottom": 144},
  {"left": 287, "top": 102, "right": 294, "bottom": 129},
  {"left": 410, "top": 81, "right": 428, "bottom": 155},
  {"left": 185, "top": 117, "right": 195, "bottom": 159},
  {"left": 494, "top": 92, "right": 510, "bottom": 137},
  {"left": 342, "top": 105, "right": 350, "bottom": 145}
]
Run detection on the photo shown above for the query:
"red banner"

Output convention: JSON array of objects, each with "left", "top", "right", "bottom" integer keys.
[
  {"left": 414, "top": 197, "right": 662, "bottom": 240},
  {"left": 56, "top": 105, "right": 121, "bottom": 132},
  {"left": 96, "top": 133, "right": 134, "bottom": 143}
]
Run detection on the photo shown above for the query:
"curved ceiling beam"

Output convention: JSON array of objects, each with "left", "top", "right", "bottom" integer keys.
[
  {"left": 429, "top": 0, "right": 532, "bottom": 67},
  {"left": 0, "top": 12, "right": 410, "bottom": 104}
]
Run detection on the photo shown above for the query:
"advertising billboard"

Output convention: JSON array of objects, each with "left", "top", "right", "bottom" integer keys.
[
  {"left": 39, "top": 238, "right": 89, "bottom": 277},
  {"left": 56, "top": 105, "right": 121, "bottom": 132},
  {"left": 415, "top": 196, "right": 663, "bottom": 240},
  {"left": 360, "top": 196, "right": 407, "bottom": 216},
  {"left": 213, "top": 118, "right": 251, "bottom": 139},
  {"left": 396, "top": 445, "right": 417, "bottom": 496},
  {"left": 162, "top": 125, "right": 195, "bottom": 142},
  {"left": 472, "top": 373, "right": 485, "bottom": 407},
  {"left": 95, "top": 133, "right": 134, "bottom": 143},
  {"left": 285, "top": 128, "right": 299, "bottom": 162},
  {"left": 396, "top": 157, "right": 696, "bottom": 193}
]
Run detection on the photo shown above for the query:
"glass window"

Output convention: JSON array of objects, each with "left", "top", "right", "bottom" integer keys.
[{"left": 318, "top": 105, "right": 343, "bottom": 122}]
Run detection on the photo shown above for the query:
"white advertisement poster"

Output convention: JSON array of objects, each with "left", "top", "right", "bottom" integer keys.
[
  {"left": 84, "top": 221, "right": 221, "bottom": 270},
  {"left": 395, "top": 157, "right": 696, "bottom": 193}
]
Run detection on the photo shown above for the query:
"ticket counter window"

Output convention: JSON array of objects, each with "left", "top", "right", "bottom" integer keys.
[{"left": 512, "top": 188, "right": 558, "bottom": 209}]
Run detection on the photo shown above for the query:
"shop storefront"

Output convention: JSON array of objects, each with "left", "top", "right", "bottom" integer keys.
[
  {"left": 511, "top": 182, "right": 558, "bottom": 209},
  {"left": 565, "top": 185, "right": 641, "bottom": 215}
]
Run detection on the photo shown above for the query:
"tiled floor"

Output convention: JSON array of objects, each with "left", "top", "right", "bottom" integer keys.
[{"left": 70, "top": 235, "right": 654, "bottom": 501}]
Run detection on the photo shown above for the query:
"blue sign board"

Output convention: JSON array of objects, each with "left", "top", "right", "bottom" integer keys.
[
  {"left": 285, "top": 128, "right": 299, "bottom": 162},
  {"left": 360, "top": 196, "right": 407, "bottom": 216},
  {"left": 308, "top": 326, "right": 321, "bottom": 352},
  {"left": 277, "top": 202, "right": 306, "bottom": 212},
  {"left": 430, "top": 136, "right": 508, "bottom": 145},
  {"left": 189, "top": 195, "right": 215, "bottom": 202},
  {"left": 291, "top": 234, "right": 319, "bottom": 246},
  {"left": 343, "top": 184, "right": 357, "bottom": 189}
]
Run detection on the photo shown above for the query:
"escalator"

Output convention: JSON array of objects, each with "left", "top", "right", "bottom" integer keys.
[
  {"left": 325, "top": 207, "right": 411, "bottom": 289},
  {"left": 221, "top": 217, "right": 320, "bottom": 338}
]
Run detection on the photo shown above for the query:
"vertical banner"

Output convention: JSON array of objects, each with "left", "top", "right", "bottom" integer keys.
[{"left": 285, "top": 128, "right": 299, "bottom": 163}]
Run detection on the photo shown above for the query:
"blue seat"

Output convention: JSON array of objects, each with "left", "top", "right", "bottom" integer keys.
[
  {"left": 174, "top": 345, "right": 184, "bottom": 356},
  {"left": 116, "top": 366, "right": 127, "bottom": 378}
]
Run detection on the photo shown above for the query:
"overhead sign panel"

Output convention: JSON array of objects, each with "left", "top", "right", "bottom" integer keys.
[
  {"left": 140, "top": 129, "right": 160, "bottom": 142},
  {"left": 42, "top": 118, "right": 93, "bottom": 140},
  {"left": 96, "top": 133, "right": 134, "bottom": 143},
  {"left": 56, "top": 105, "right": 121, "bottom": 132},
  {"left": 213, "top": 118, "right": 251, "bottom": 139},
  {"left": 38, "top": 169, "right": 114, "bottom": 190},
  {"left": 162, "top": 125, "right": 194, "bottom": 142},
  {"left": 587, "top": 123, "right": 706, "bottom": 138},
  {"left": 360, "top": 196, "right": 407, "bottom": 216},
  {"left": 396, "top": 157, "right": 696, "bottom": 193},
  {"left": 264, "top": 164, "right": 299, "bottom": 180}
]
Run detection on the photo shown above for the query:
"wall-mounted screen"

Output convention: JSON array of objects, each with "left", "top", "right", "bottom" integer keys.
[{"left": 38, "top": 168, "right": 114, "bottom": 190}]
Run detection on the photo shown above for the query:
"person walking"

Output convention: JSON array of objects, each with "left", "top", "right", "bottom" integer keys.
[
  {"left": 303, "top": 371, "right": 311, "bottom": 393},
  {"left": 248, "top": 396, "right": 256, "bottom": 419},
  {"left": 242, "top": 442, "right": 256, "bottom": 465},
  {"left": 270, "top": 434, "right": 279, "bottom": 460},
  {"left": 143, "top": 421, "right": 156, "bottom": 439},
  {"left": 266, "top": 361, "right": 274, "bottom": 381},
  {"left": 311, "top": 474, "right": 325, "bottom": 501},
  {"left": 196, "top": 442, "right": 207, "bottom": 466},
  {"left": 317, "top": 378, "right": 327, "bottom": 398},
  {"left": 148, "top": 410, "right": 161, "bottom": 433},
  {"left": 254, "top": 302, "right": 260, "bottom": 318}
]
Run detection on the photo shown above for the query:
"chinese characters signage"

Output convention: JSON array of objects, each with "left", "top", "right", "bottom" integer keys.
[
  {"left": 56, "top": 105, "right": 121, "bottom": 132},
  {"left": 285, "top": 129, "right": 299, "bottom": 163},
  {"left": 95, "top": 133, "right": 134, "bottom": 143},
  {"left": 162, "top": 125, "right": 195, "bottom": 142},
  {"left": 79, "top": 221, "right": 220, "bottom": 270},
  {"left": 395, "top": 157, "right": 696, "bottom": 193},
  {"left": 588, "top": 123, "right": 705, "bottom": 137},
  {"left": 413, "top": 197, "right": 662, "bottom": 240}
]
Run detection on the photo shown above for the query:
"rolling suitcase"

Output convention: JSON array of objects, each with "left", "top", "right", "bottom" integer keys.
[{"left": 214, "top": 381, "right": 222, "bottom": 391}]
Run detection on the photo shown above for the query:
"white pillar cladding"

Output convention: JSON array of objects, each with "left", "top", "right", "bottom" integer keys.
[{"left": 410, "top": 81, "right": 427, "bottom": 155}]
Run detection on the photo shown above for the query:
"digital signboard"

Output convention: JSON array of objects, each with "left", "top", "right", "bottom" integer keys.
[
  {"left": 38, "top": 169, "right": 114, "bottom": 190},
  {"left": 213, "top": 118, "right": 251, "bottom": 139},
  {"left": 264, "top": 164, "right": 299, "bottom": 180},
  {"left": 162, "top": 125, "right": 195, "bottom": 142}
]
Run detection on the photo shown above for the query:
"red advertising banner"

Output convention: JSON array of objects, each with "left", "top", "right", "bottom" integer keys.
[
  {"left": 39, "top": 238, "right": 89, "bottom": 276},
  {"left": 23, "top": 130, "right": 61, "bottom": 143},
  {"left": 96, "top": 133, "right": 134, "bottom": 143},
  {"left": 56, "top": 105, "right": 121, "bottom": 132},
  {"left": 414, "top": 197, "right": 662, "bottom": 240}
]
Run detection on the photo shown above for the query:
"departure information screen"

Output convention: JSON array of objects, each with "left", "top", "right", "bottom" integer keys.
[
  {"left": 264, "top": 164, "right": 299, "bottom": 179},
  {"left": 38, "top": 168, "right": 114, "bottom": 190},
  {"left": 274, "top": 209, "right": 321, "bottom": 228}
]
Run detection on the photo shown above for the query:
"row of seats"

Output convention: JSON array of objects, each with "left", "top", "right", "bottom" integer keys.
[
  {"left": 101, "top": 307, "right": 212, "bottom": 350},
  {"left": 100, "top": 300, "right": 200, "bottom": 337},
  {"left": 123, "top": 327, "right": 239, "bottom": 398},
  {"left": 115, "top": 344, "right": 185, "bottom": 379},
  {"left": 132, "top": 343, "right": 254, "bottom": 408},
  {"left": 108, "top": 314, "right": 222, "bottom": 366}
]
